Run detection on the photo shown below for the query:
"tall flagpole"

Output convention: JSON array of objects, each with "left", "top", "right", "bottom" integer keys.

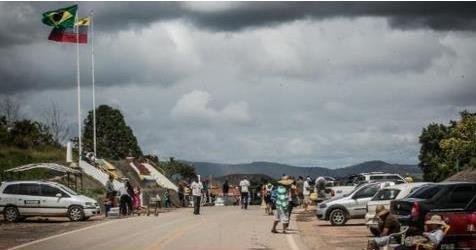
[
  {"left": 90, "top": 10, "right": 97, "bottom": 158},
  {"left": 76, "top": 10, "right": 82, "bottom": 163}
]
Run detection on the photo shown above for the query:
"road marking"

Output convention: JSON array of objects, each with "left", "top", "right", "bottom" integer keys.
[
  {"left": 287, "top": 234, "right": 300, "bottom": 250},
  {"left": 286, "top": 213, "right": 302, "bottom": 250},
  {"left": 7, "top": 217, "right": 133, "bottom": 250},
  {"left": 144, "top": 217, "right": 206, "bottom": 250}
]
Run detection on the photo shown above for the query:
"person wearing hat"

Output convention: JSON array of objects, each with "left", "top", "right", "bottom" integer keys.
[
  {"left": 271, "top": 176, "right": 293, "bottom": 234},
  {"left": 394, "top": 214, "right": 448, "bottom": 250},
  {"left": 367, "top": 204, "right": 401, "bottom": 250}
]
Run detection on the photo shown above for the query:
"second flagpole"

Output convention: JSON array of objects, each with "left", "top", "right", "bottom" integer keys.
[{"left": 90, "top": 10, "right": 97, "bottom": 158}]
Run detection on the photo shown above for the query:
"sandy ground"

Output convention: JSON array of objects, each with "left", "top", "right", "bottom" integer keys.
[{"left": 295, "top": 207, "right": 371, "bottom": 250}]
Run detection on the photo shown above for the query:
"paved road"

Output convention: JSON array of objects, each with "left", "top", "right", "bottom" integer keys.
[{"left": 8, "top": 206, "right": 308, "bottom": 250}]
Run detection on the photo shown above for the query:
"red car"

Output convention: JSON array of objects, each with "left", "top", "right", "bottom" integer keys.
[{"left": 426, "top": 195, "right": 476, "bottom": 249}]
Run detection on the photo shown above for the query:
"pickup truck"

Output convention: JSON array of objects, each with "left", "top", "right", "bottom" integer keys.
[
  {"left": 425, "top": 195, "right": 476, "bottom": 249},
  {"left": 391, "top": 182, "right": 476, "bottom": 234}
]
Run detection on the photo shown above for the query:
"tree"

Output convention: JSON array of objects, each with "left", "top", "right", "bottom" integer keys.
[
  {"left": 8, "top": 120, "right": 54, "bottom": 148},
  {"left": 418, "top": 111, "right": 476, "bottom": 181},
  {"left": 439, "top": 111, "right": 476, "bottom": 172},
  {"left": 418, "top": 123, "right": 449, "bottom": 181},
  {"left": 160, "top": 157, "right": 197, "bottom": 180},
  {"left": 82, "top": 105, "right": 142, "bottom": 159},
  {"left": 42, "top": 102, "right": 71, "bottom": 146},
  {"left": 0, "top": 96, "right": 21, "bottom": 125}
]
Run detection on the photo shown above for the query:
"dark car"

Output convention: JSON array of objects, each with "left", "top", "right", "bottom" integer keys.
[
  {"left": 390, "top": 182, "right": 476, "bottom": 233},
  {"left": 425, "top": 195, "right": 476, "bottom": 249}
]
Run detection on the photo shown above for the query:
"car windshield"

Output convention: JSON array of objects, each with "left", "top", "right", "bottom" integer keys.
[
  {"left": 408, "top": 185, "right": 440, "bottom": 199},
  {"left": 55, "top": 183, "right": 78, "bottom": 196},
  {"left": 372, "top": 188, "right": 400, "bottom": 201}
]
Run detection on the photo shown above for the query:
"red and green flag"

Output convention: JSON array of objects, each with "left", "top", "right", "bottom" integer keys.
[
  {"left": 42, "top": 5, "right": 78, "bottom": 28},
  {"left": 48, "top": 16, "right": 89, "bottom": 44}
]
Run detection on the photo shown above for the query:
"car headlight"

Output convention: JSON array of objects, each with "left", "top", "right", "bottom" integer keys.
[
  {"left": 319, "top": 203, "right": 327, "bottom": 209},
  {"left": 85, "top": 202, "right": 93, "bottom": 207}
]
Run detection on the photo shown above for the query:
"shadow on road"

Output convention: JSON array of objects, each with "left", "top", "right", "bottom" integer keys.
[{"left": 318, "top": 223, "right": 366, "bottom": 227}]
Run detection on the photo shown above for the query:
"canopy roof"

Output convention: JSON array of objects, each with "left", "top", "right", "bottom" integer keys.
[{"left": 5, "top": 163, "right": 81, "bottom": 174}]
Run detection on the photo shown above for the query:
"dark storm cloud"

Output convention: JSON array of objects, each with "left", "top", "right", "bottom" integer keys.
[
  {"left": 2, "top": 2, "right": 476, "bottom": 48},
  {"left": 81, "top": 2, "right": 476, "bottom": 33},
  {"left": 185, "top": 2, "right": 476, "bottom": 32}
]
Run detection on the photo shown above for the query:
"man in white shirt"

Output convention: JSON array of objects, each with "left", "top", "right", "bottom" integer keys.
[
  {"left": 239, "top": 176, "right": 250, "bottom": 209},
  {"left": 302, "top": 177, "right": 311, "bottom": 211},
  {"left": 191, "top": 178, "right": 203, "bottom": 215}
]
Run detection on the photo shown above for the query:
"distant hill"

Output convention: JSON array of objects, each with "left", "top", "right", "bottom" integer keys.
[{"left": 187, "top": 160, "right": 421, "bottom": 180}]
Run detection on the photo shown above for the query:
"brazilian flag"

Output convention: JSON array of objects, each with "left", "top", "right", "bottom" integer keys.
[{"left": 42, "top": 5, "right": 78, "bottom": 28}]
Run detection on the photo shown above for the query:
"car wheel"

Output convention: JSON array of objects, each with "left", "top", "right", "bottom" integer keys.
[
  {"left": 68, "top": 206, "right": 85, "bottom": 222},
  {"left": 329, "top": 208, "right": 347, "bottom": 226},
  {"left": 3, "top": 206, "right": 20, "bottom": 222}
]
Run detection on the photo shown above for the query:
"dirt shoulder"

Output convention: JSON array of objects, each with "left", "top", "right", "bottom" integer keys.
[
  {"left": 0, "top": 216, "right": 106, "bottom": 249},
  {"left": 295, "top": 208, "right": 370, "bottom": 250}
]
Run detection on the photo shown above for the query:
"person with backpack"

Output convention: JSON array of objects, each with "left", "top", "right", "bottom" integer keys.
[{"left": 264, "top": 182, "right": 274, "bottom": 215}]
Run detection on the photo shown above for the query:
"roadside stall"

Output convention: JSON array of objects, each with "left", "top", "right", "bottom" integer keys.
[{"left": 2, "top": 163, "right": 83, "bottom": 191}]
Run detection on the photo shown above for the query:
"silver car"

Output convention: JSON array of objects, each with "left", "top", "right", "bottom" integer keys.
[
  {"left": 316, "top": 182, "right": 394, "bottom": 225},
  {"left": 0, "top": 181, "right": 100, "bottom": 222}
]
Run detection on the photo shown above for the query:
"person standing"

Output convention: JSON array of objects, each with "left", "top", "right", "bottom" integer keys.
[
  {"left": 271, "top": 176, "right": 293, "bottom": 234},
  {"left": 222, "top": 180, "right": 229, "bottom": 198},
  {"left": 178, "top": 183, "right": 185, "bottom": 207},
  {"left": 315, "top": 176, "right": 327, "bottom": 197},
  {"left": 126, "top": 181, "right": 134, "bottom": 215},
  {"left": 239, "top": 176, "right": 250, "bottom": 209},
  {"left": 302, "top": 177, "right": 311, "bottom": 211},
  {"left": 132, "top": 186, "right": 142, "bottom": 213},
  {"left": 296, "top": 176, "right": 304, "bottom": 207},
  {"left": 191, "top": 177, "right": 203, "bottom": 215},
  {"left": 105, "top": 175, "right": 116, "bottom": 207},
  {"left": 264, "top": 182, "right": 274, "bottom": 215},
  {"left": 118, "top": 180, "right": 132, "bottom": 216},
  {"left": 287, "top": 178, "right": 298, "bottom": 218}
]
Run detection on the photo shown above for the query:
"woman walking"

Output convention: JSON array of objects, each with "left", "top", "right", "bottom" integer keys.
[{"left": 271, "top": 176, "right": 293, "bottom": 234}]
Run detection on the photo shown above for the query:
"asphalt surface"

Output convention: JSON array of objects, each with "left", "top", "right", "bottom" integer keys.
[{"left": 8, "top": 206, "right": 308, "bottom": 250}]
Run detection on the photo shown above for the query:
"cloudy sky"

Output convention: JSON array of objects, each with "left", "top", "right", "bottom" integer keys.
[{"left": 1, "top": 2, "right": 476, "bottom": 168}]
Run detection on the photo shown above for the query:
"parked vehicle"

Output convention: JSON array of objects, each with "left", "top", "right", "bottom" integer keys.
[
  {"left": 424, "top": 195, "right": 476, "bottom": 249},
  {"left": 365, "top": 182, "right": 430, "bottom": 235},
  {"left": 331, "top": 173, "right": 406, "bottom": 199},
  {"left": 316, "top": 181, "right": 395, "bottom": 225},
  {"left": 358, "top": 172, "right": 406, "bottom": 184},
  {"left": 214, "top": 196, "right": 237, "bottom": 206},
  {"left": 330, "top": 185, "right": 356, "bottom": 199},
  {"left": 0, "top": 181, "right": 100, "bottom": 222},
  {"left": 390, "top": 182, "right": 476, "bottom": 234}
]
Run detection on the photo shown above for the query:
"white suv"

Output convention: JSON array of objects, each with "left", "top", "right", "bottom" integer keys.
[
  {"left": 316, "top": 182, "right": 395, "bottom": 225},
  {"left": 0, "top": 181, "right": 100, "bottom": 222}
]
